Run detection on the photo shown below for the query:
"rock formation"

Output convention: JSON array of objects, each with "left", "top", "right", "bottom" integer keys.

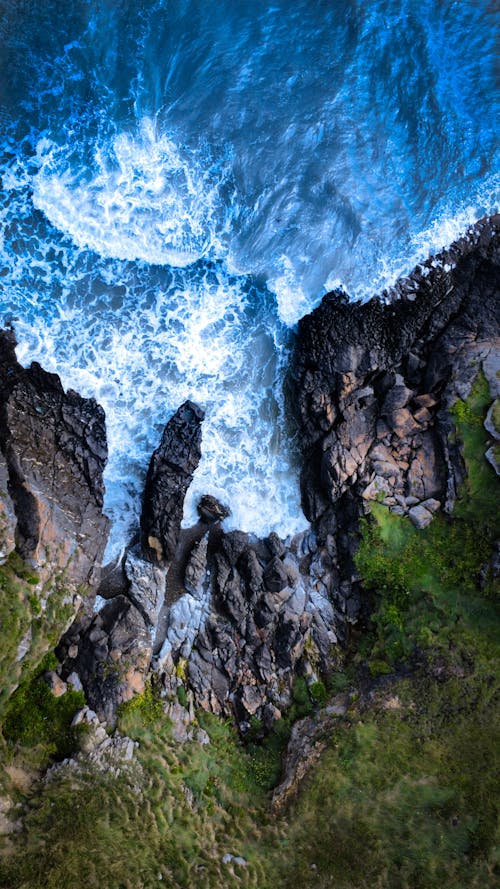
[
  {"left": 57, "top": 400, "right": 205, "bottom": 721},
  {"left": 141, "top": 400, "right": 204, "bottom": 563},
  {"left": 1, "top": 214, "right": 498, "bottom": 734},
  {"left": 0, "top": 327, "right": 109, "bottom": 597},
  {"left": 290, "top": 213, "right": 500, "bottom": 617}
]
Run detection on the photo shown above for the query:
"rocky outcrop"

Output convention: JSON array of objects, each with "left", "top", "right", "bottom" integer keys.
[
  {"left": 50, "top": 216, "right": 500, "bottom": 732},
  {"left": 161, "top": 527, "right": 338, "bottom": 730},
  {"left": 58, "top": 402, "right": 204, "bottom": 723},
  {"left": 3, "top": 216, "right": 498, "bottom": 737},
  {"left": 290, "top": 214, "right": 500, "bottom": 617},
  {"left": 141, "top": 401, "right": 204, "bottom": 563},
  {"left": 0, "top": 328, "right": 110, "bottom": 596},
  {"left": 272, "top": 693, "right": 350, "bottom": 812}
]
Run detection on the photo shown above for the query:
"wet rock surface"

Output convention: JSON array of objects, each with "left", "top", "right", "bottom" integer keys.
[
  {"left": 0, "top": 329, "right": 109, "bottom": 600},
  {"left": 141, "top": 400, "right": 204, "bottom": 563}
]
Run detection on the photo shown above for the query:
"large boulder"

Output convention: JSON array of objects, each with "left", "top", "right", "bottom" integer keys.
[{"left": 141, "top": 401, "right": 204, "bottom": 563}]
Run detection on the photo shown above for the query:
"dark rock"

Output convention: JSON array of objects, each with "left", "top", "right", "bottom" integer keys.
[
  {"left": 141, "top": 401, "right": 204, "bottom": 563},
  {"left": 263, "top": 556, "right": 289, "bottom": 593},
  {"left": 265, "top": 531, "right": 286, "bottom": 558},
  {"left": 0, "top": 328, "right": 109, "bottom": 596},
  {"left": 60, "top": 595, "right": 151, "bottom": 724},
  {"left": 197, "top": 494, "right": 231, "bottom": 523},
  {"left": 289, "top": 213, "right": 500, "bottom": 622}
]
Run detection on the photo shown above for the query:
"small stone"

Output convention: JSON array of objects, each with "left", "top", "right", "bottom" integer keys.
[
  {"left": 67, "top": 671, "right": 83, "bottom": 692},
  {"left": 408, "top": 504, "right": 433, "bottom": 529},
  {"left": 43, "top": 671, "right": 67, "bottom": 698},
  {"left": 197, "top": 494, "right": 231, "bottom": 523},
  {"left": 68, "top": 644, "right": 79, "bottom": 659},
  {"left": 420, "top": 498, "right": 440, "bottom": 514},
  {"left": 222, "top": 854, "right": 247, "bottom": 867}
]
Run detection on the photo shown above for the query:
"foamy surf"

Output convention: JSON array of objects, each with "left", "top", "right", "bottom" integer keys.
[
  {"left": 32, "top": 120, "right": 229, "bottom": 268},
  {"left": 1, "top": 0, "right": 498, "bottom": 557}
]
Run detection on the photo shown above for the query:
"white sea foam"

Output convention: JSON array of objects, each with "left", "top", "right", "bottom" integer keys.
[
  {"left": 2, "top": 109, "right": 498, "bottom": 560},
  {"left": 323, "top": 175, "right": 500, "bottom": 303},
  {"left": 11, "top": 245, "right": 307, "bottom": 557},
  {"left": 32, "top": 119, "right": 227, "bottom": 268},
  {"left": 269, "top": 255, "right": 313, "bottom": 326}
]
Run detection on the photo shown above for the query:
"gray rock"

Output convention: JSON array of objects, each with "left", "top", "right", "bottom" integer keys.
[
  {"left": 484, "top": 400, "right": 500, "bottom": 440},
  {"left": 124, "top": 547, "right": 166, "bottom": 627},
  {"left": 408, "top": 504, "right": 434, "bottom": 529},
  {"left": 0, "top": 452, "right": 16, "bottom": 564}
]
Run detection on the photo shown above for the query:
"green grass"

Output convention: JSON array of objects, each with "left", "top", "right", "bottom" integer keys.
[
  {"left": 0, "top": 553, "right": 76, "bottom": 719},
  {"left": 2, "top": 652, "right": 85, "bottom": 761},
  {"left": 269, "top": 674, "right": 499, "bottom": 889},
  {"left": 0, "top": 703, "right": 279, "bottom": 889},
  {"left": 265, "top": 375, "right": 499, "bottom": 888},
  {"left": 0, "top": 371, "right": 498, "bottom": 888}
]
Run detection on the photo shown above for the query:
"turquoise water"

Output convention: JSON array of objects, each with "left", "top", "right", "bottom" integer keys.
[{"left": 0, "top": 0, "right": 498, "bottom": 554}]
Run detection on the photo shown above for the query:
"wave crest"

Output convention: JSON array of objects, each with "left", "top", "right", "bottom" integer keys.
[{"left": 32, "top": 119, "right": 227, "bottom": 267}]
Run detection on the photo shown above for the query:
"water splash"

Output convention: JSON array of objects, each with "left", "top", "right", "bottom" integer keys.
[{"left": 32, "top": 119, "right": 230, "bottom": 267}]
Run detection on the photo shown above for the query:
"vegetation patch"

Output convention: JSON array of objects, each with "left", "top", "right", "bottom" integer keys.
[
  {"left": 0, "top": 373, "right": 498, "bottom": 887},
  {"left": 2, "top": 653, "right": 85, "bottom": 761},
  {"left": 0, "top": 553, "right": 76, "bottom": 718}
]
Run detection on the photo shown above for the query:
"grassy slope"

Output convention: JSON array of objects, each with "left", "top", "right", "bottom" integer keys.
[
  {"left": 0, "top": 374, "right": 498, "bottom": 888},
  {"left": 268, "top": 373, "right": 499, "bottom": 888}
]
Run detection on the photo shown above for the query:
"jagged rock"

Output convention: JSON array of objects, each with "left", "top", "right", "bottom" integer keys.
[
  {"left": 60, "top": 595, "right": 152, "bottom": 724},
  {"left": 0, "top": 328, "right": 109, "bottom": 596},
  {"left": 154, "top": 532, "right": 211, "bottom": 667},
  {"left": 0, "top": 451, "right": 16, "bottom": 564},
  {"left": 124, "top": 547, "right": 166, "bottom": 627},
  {"left": 197, "top": 494, "right": 230, "bottom": 523},
  {"left": 141, "top": 401, "right": 204, "bottom": 563},
  {"left": 263, "top": 556, "right": 289, "bottom": 593},
  {"left": 291, "top": 214, "right": 500, "bottom": 624},
  {"left": 57, "top": 401, "right": 206, "bottom": 724}
]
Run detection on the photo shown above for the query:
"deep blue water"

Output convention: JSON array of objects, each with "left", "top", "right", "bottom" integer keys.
[{"left": 0, "top": 0, "right": 498, "bottom": 555}]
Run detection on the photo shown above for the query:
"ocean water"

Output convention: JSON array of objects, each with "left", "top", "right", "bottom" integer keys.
[{"left": 0, "top": 0, "right": 498, "bottom": 557}]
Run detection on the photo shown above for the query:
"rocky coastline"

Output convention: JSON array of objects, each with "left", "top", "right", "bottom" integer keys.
[{"left": 0, "top": 214, "right": 498, "bottom": 743}]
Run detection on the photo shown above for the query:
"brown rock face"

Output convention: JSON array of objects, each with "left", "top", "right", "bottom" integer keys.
[
  {"left": 0, "top": 328, "right": 110, "bottom": 597},
  {"left": 290, "top": 213, "right": 500, "bottom": 623}
]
